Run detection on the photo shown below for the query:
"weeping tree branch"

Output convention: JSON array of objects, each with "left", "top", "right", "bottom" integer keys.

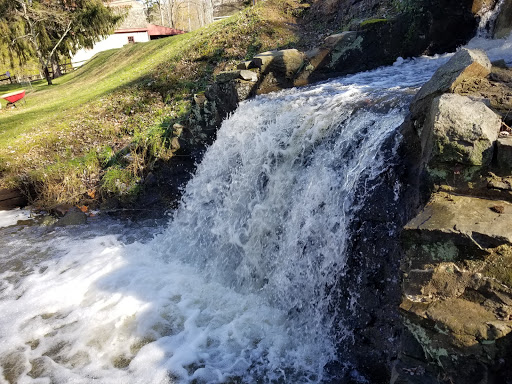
[
  {"left": 45, "top": 19, "right": 72, "bottom": 70},
  {"left": 2, "top": 0, "right": 121, "bottom": 85}
]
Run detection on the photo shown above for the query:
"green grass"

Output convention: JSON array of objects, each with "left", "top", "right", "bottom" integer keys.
[{"left": 0, "top": 0, "right": 301, "bottom": 208}]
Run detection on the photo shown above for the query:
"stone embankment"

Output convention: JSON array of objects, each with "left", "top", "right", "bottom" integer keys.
[{"left": 395, "top": 49, "right": 512, "bottom": 383}]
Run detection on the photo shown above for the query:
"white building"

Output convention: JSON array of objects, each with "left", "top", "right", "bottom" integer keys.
[{"left": 71, "top": 0, "right": 184, "bottom": 67}]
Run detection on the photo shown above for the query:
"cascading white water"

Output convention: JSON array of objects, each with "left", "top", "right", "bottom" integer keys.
[
  {"left": 0, "top": 34, "right": 510, "bottom": 384},
  {"left": 476, "top": 0, "right": 505, "bottom": 38}
]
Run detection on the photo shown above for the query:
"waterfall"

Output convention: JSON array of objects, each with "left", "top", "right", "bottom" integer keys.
[
  {"left": 476, "top": 0, "right": 505, "bottom": 38},
  {"left": 0, "top": 34, "right": 510, "bottom": 383}
]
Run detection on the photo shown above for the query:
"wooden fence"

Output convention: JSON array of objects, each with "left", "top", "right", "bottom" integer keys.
[{"left": 1, "top": 60, "right": 76, "bottom": 85}]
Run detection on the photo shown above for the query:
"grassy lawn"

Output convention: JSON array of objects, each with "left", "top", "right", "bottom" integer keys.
[{"left": 0, "top": 0, "right": 302, "bottom": 208}]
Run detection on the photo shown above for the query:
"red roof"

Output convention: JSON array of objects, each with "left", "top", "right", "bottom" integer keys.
[{"left": 114, "top": 24, "right": 185, "bottom": 36}]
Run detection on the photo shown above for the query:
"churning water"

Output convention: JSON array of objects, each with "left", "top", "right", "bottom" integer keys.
[{"left": 0, "top": 33, "right": 510, "bottom": 383}]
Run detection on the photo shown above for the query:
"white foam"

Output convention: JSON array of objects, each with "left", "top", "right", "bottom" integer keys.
[
  {"left": 466, "top": 31, "right": 512, "bottom": 65},
  {"left": 0, "top": 209, "right": 31, "bottom": 228}
]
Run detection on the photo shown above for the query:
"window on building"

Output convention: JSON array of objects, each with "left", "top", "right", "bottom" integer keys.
[{"left": 128, "top": 36, "right": 135, "bottom": 44}]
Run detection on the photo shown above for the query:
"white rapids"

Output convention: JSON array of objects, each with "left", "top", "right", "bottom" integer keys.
[{"left": 0, "top": 32, "right": 510, "bottom": 384}]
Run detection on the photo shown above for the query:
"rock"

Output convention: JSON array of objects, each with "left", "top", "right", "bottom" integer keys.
[
  {"left": 488, "top": 174, "right": 512, "bottom": 190},
  {"left": 472, "top": 0, "right": 499, "bottom": 14},
  {"left": 310, "top": 31, "right": 361, "bottom": 69},
  {"left": 424, "top": 94, "right": 500, "bottom": 176},
  {"left": 453, "top": 69, "right": 512, "bottom": 124},
  {"left": 403, "top": 193, "right": 512, "bottom": 262},
  {"left": 400, "top": 190, "right": 512, "bottom": 382},
  {"left": 412, "top": 49, "right": 491, "bottom": 118},
  {"left": 215, "top": 70, "right": 243, "bottom": 83},
  {"left": 215, "top": 70, "right": 258, "bottom": 83},
  {"left": 172, "top": 123, "right": 184, "bottom": 136},
  {"left": 492, "top": 59, "right": 508, "bottom": 69},
  {"left": 238, "top": 69, "right": 258, "bottom": 82},
  {"left": 497, "top": 137, "right": 512, "bottom": 171},
  {"left": 55, "top": 207, "right": 87, "bottom": 226},
  {"left": 252, "top": 49, "right": 304, "bottom": 79},
  {"left": 51, "top": 204, "right": 73, "bottom": 217},
  {"left": 193, "top": 93, "right": 206, "bottom": 105},
  {"left": 494, "top": 0, "right": 512, "bottom": 38},
  {"left": 0, "top": 188, "right": 28, "bottom": 210},
  {"left": 236, "top": 61, "right": 253, "bottom": 70}
]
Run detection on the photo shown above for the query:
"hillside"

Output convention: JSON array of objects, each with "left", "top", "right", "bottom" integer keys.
[{"left": 0, "top": 0, "right": 304, "bottom": 209}]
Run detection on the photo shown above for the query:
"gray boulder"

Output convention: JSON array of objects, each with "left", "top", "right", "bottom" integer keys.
[
  {"left": 412, "top": 49, "right": 491, "bottom": 118},
  {"left": 426, "top": 94, "right": 500, "bottom": 170}
]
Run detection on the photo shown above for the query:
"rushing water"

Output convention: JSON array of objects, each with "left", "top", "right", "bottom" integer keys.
[{"left": 0, "top": 32, "right": 510, "bottom": 383}]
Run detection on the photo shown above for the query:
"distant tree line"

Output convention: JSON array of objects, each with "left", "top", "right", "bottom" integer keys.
[{"left": 142, "top": 0, "right": 214, "bottom": 31}]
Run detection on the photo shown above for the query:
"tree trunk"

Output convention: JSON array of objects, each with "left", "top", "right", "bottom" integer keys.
[
  {"left": 35, "top": 50, "right": 52, "bottom": 85},
  {"left": 158, "top": 1, "right": 164, "bottom": 25},
  {"left": 44, "top": 66, "right": 53, "bottom": 85},
  {"left": 51, "top": 55, "right": 62, "bottom": 79},
  {"left": 166, "top": 0, "right": 173, "bottom": 27}
]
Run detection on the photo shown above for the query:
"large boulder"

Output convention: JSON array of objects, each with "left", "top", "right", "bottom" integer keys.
[
  {"left": 424, "top": 94, "right": 501, "bottom": 177},
  {"left": 411, "top": 49, "right": 492, "bottom": 118}
]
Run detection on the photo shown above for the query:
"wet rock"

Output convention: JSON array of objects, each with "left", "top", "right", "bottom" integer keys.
[
  {"left": 51, "top": 204, "right": 74, "bottom": 217},
  {"left": 412, "top": 49, "right": 491, "bottom": 119},
  {"left": 492, "top": 59, "right": 508, "bottom": 69},
  {"left": 494, "top": 0, "right": 512, "bottom": 38},
  {"left": 55, "top": 207, "right": 87, "bottom": 226}
]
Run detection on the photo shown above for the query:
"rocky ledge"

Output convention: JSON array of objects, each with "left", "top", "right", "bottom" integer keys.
[{"left": 396, "top": 48, "right": 512, "bottom": 383}]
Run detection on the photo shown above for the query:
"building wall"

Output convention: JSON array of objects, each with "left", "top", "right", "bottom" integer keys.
[{"left": 71, "top": 31, "right": 149, "bottom": 67}]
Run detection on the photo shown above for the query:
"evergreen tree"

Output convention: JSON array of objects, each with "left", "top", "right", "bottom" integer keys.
[{"left": 0, "top": 0, "right": 122, "bottom": 85}]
